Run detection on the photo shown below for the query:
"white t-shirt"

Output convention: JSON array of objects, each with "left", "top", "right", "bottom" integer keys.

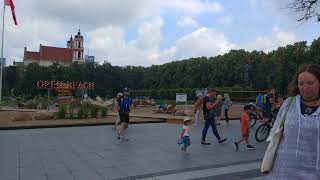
[{"left": 182, "top": 125, "right": 190, "bottom": 137}]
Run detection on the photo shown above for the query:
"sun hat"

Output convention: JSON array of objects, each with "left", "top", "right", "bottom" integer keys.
[{"left": 183, "top": 116, "right": 191, "bottom": 123}]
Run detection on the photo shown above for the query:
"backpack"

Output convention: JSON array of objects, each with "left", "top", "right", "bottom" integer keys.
[
  {"left": 262, "top": 94, "right": 267, "bottom": 105},
  {"left": 118, "top": 96, "right": 132, "bottom": 113}
]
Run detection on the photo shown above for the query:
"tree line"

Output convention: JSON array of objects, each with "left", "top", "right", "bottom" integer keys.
[{"left": 3, "top": 37, "right": 320, "bottom": 100}]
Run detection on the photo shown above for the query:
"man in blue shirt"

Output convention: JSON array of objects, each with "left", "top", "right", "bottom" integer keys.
[
  {"left": 263, "top": 88, "right": 276, "bottom": 121},
  {"left": 117, "top": 88, "right": 132, "bottom": 139},
  {"left": 255, "top": 93, "right": 263, "bottom": 110}
]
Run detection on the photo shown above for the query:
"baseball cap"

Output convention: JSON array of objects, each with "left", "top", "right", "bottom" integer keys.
[{"left": 123, "top": 88, "right": 129, "bottom": 93}]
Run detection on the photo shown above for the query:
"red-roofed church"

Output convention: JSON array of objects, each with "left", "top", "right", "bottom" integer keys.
[{"left": 23, "top": 30, "right": 84, "bottom": 66}]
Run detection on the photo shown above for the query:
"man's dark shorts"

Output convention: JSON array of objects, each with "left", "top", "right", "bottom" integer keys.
[{"left": 119, "top": 113, "right": 130, "bottom": 123}]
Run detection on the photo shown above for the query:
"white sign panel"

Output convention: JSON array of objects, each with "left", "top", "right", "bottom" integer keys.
[{"left": 176, "top": 93, "right": 187, "bottom": 102}]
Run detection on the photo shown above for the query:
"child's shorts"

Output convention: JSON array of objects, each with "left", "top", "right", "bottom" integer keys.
[
  {"left": 242, "top": 133, "right": 249, "bottom": 138},
  {"left": 183, "top": 136, "right": 191, "bottom": 146}
]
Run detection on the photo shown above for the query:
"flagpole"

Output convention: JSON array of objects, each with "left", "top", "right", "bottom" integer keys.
[{"left": 0, "top": 0, "right": 5, "bottom": 104}]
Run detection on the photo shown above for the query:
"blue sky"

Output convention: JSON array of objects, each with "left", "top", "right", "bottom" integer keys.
[{"left": 4, "top": 0, "right": 320, "bottom": 66}]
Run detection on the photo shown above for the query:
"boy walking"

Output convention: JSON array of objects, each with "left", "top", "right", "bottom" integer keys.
[
  {"left": 233, "top": 105, "right": 255, "bottom": 150},
  {"left": 180, "top": 117, "right": 192, "bottom": 154}
]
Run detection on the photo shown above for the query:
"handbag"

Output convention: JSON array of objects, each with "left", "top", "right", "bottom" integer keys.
[
  {"left": 178, "top": 138, "right": 184, "bottom": 145},
  {"left": 261, "top": 97, "right": 294, "bottom": 173}
]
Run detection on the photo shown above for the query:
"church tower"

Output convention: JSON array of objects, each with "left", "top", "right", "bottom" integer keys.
[{"left": 71, "top": 29, "right": 84, "bottom": 62}]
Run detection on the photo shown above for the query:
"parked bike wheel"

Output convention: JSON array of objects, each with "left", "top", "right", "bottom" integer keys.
[{"left": 255, "top": 123, "right": 271, "bottom": 142}]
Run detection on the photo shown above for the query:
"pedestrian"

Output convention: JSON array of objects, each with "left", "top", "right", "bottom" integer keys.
[
  {"left": 255, "top": 93, "right": 263, "bottom": 110},
  {"left": 113, "top": 93, "right": 122, "bottom": 130},
  {"left": 194, "top": 95, "right": 203, "bottom": 125},
  {"left": 116, "top": 88, "right": 132, "bottom": 139},
  {"left": 273, "top": 97, "right": 284, "bottom": 115},
  {"left": 214, "top": 94, "right": 223, "bottom": 125},
  {"left": 233, "top": 105, "right": 256, "bottom": 150},
  {"left": 263, "top": 88, "right": 276, "bottom": 122},
  {"left": 264, "top": 64, "right": 320, "bottom": 179},
  {"left": 223, "top": 93, "right": 232, "bottom": 125},
  {"left": 201, "top": 88, "right": 227, "bottom": 145},
  {"left": 180, "top": 117, "right": 192, "bottom": 154}
]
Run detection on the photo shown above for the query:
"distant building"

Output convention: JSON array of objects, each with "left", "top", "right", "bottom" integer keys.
[
  {"left": 13, "top": 61, "right": 24, "bottom": 67},
  {"left": 85, "top": 55, "right": 95, "bottom": 63},
  {"left": 0, "top": 58, "right": 6, "bottom": 67},
  {"left": 23, "top": 30, "right": 85, "bottom": 67}
]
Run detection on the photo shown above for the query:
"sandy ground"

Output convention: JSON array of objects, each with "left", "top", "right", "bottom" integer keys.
[{"left": 0, "top": 105, "right": 243, "bottom": 128}]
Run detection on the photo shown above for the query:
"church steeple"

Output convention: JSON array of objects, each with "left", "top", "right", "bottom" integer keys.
[{"left": 72, "top": 29, "right": 84, "bottom": 62}]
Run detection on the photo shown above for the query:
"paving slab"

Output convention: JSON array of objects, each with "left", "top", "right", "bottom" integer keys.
[{"left": 0, "top": 121, "right": 268, "bottom": 180}]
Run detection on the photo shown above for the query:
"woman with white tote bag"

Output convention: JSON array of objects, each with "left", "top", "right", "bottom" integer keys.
[{"left": 262, "top": 64, "right": 320, "bottom": 179}]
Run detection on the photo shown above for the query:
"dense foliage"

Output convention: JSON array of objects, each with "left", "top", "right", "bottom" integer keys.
[{"left": 3, "top": 38, "right": 320, "bottom": 100}]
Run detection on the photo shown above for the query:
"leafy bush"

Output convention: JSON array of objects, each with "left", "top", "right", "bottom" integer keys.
[
  {"left": 101, "top": 107, "right": 108, "bottom": 117},
  {"left": 67, "top": 103, "right": 77, "bottom": 119},
  {"left": 81, "top": 102, "right": 90, "bottom": 119},
  {"left": 90, "top": 105, "right": 99, "bottom": 118},
  {"left": 77, "top": 107, "right": 84, "bottom": 119},
  {"left": 57, "top": 105, "right": 67, "bottom": 119}
]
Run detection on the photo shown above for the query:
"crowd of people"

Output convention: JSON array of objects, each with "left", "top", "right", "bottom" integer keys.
[
  {"left": 179, "top": 64, "right": 320, "bottom": 180},
  {"left": 111, "top": 64, "right": 320, "bottom": 179}
]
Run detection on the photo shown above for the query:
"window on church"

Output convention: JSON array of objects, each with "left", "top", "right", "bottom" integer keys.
[
  {"left": 78, "top": 42, "right": 81, "bottom": 48},
  {"left": 78, "top": 52, "right": 81, "bottom": 59}
]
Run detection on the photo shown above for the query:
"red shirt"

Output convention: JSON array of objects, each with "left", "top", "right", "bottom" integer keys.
[{"left": 240, "top": 111, "right": 250, "bottom": 134}]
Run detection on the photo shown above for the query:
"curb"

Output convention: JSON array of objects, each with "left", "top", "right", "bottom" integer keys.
[{"left": 0, "top": 120, "right": 166, "bottom": 130}]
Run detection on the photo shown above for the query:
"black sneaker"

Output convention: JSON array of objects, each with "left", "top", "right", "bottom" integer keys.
[
  {"left": 246, "top": 145, "right": 255, "bottom": 150},
  {"left": 233, "top": 142, "right": 239, "bottom": 150},
  {"left": 201, "top": 141, "right": 211, "bottom": 145},
  {"left": 218, "top": 138, "right": 227, "bottom": 143}
]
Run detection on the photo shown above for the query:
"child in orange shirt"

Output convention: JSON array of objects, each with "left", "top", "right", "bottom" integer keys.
[{"left": 233, "top": 105, "right": 255, "bottom": 150}]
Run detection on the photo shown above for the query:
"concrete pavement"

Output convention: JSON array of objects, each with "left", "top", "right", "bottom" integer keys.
[{"left": 0, "top": 121, "right": 268, "bottom": 180}]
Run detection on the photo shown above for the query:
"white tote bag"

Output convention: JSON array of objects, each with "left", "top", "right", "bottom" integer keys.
[{"left": 261, "top": 97, "right": 294, "bottom": 173}]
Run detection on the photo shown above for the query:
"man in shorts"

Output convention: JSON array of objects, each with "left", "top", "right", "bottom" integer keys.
[{"left": 117, "top": 88, "right": 132, "bottom": 139}]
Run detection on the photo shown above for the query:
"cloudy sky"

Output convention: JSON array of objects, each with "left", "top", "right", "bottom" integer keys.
[{"left": 3, "top": 0, "right": 320, "bottom": 66}]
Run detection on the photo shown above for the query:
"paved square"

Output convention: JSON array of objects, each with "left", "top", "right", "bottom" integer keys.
[{"left": 0, "top": 121, "right": 268, "bottom": 180}]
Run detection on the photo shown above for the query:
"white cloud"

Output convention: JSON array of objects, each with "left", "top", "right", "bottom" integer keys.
[
  {"left": 5, "top": 0, "right": 225, "bottom": 66},
  {"left": 4, "top": 1, "right": 298, "bottom": 68},
  {"left": 132, "top": 16, "right": 163, "bottom": 49},
  {"left": 27, "top": 0, "right": 223, "bottom": 28},
  {"left": 160, "top": 0, "right": 223, "bottom": 15},
  {"left": 88, "top": 16, "right": 175, "bottom": 66},
  {"left": 173, "top": 27, "right": 238, "bottom": 59},
  {"left": 247, "top": 26, "right": 296, "bottom": 52},
  {"left": 177, "top": 16, "right": 199, "bottom": 28},
  {"left": 87, "top": 23, "right": 238, "bottom": 66},
  {"left": 31, "top": 0, "right": 157, "bottom": 27}
]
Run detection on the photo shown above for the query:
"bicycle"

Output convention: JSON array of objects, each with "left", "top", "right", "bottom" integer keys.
[
  {"left": 248, "top": 103, "right": 264, "bottom": 128},
  {"left": 255, "top": 109, "right": 278, "bottom": 142}
]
